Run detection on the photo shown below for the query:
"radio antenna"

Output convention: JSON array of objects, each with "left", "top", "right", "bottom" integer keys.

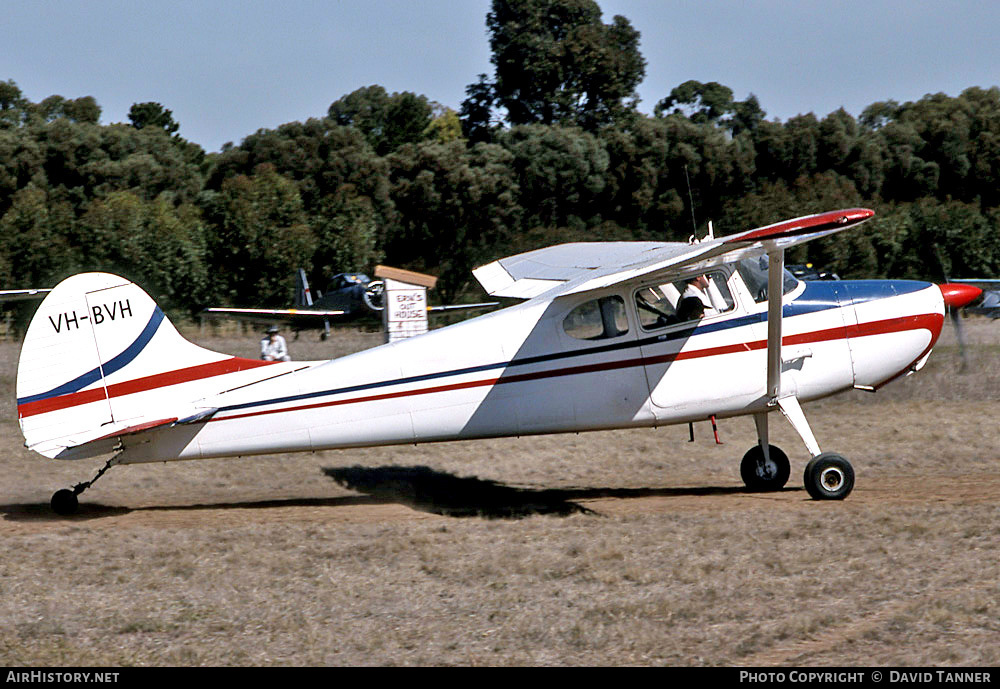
[{"left": 684, "top": 164, "right": 698, "bottom": 236}]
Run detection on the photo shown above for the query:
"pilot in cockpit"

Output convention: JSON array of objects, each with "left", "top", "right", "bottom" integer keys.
[{"left": 680, "top": 274, "right": 722, "bottom": 318}]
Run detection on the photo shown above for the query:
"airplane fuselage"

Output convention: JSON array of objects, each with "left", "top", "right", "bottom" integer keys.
[{"left": 114, "top": 274, "right": 945, "bottom": 464}]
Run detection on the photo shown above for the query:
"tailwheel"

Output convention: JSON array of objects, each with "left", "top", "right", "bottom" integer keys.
[
  {"left": 49, "top": 452, "right": 120, "bottom": 516},
  {"left": 51, "top": 489, "right": 79, "bottom": 516},
  {"left": 740, "top": 444, "right": 790, "bottom": 492},
  {"left": 803, "top": 452, "right": 855, "bottom": 500}
]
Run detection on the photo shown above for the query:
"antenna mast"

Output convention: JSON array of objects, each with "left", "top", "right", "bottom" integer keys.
[{"left": 684, "top": 164, "right": 698, "bottom": 236}]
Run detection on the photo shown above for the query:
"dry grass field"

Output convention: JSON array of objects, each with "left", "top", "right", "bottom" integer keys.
[{"left": 1, "top": 318, "right": 998, "bottom": 666}]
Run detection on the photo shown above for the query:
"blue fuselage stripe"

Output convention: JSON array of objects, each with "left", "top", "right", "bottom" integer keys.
[
  {"left": 219, "top": 280, "right": 929, "bottom": 415},
  {"left": 17, "top": 308, "right": 165, "bottom": 405}
]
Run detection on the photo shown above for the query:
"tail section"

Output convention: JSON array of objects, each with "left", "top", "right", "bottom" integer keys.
[
  {"left": 295, "top": 268, "right": 314, "bottom": 307},
  {"left": 17, "top": 273, "right": 292, "bottom": 459}
]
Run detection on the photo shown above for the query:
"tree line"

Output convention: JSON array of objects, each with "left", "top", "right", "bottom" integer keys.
[{"left": 2, "top": 0, "right": 999, "bottom": 325}]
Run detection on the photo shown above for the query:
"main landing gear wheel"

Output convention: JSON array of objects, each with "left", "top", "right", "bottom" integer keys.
[
  {"left": 803, "top": 452, "right": 855, "bottom": 500},
  {"left": 51, "top": 489, "right": 79, "bottom": 516},
  {"left": 740, "top": 444, "right": 790, "bottom": 492}
]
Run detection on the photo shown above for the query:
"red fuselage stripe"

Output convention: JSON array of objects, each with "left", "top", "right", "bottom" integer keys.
[
  {"left": 17, "top": 357, "right": 276, "bottom": 418},
  {"left": 212, "top": 313, "right": 943, "bottom": 423},
  {"left": 18, "top": 313, "right": 941, "bottom": 422}
]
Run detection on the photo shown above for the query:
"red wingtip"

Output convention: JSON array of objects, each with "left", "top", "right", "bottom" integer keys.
[{"left": 939, "top": 283, "right": 983, "bottom": 309}]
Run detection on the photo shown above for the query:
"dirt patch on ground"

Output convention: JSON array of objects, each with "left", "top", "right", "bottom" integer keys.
[{"left": 4, "top": 471, "right": 997, "bottom": 535}]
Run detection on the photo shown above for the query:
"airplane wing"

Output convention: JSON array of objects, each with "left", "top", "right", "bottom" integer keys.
[
  {"left": 428, "top": 302, "right": 499, "bottom": 312},
  {"left": 200, "top": 307, "right": 347, "bottom": 321},
  {"left": 0, "top": 288, "right": 52, "bottom": 302},
  {"left": 473, "top": 209, "right": 875, "bottom": 299}
]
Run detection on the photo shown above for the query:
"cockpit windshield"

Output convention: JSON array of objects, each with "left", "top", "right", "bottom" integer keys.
[{"left": 735, "top": 256, "right": 800, "bottom": 303}]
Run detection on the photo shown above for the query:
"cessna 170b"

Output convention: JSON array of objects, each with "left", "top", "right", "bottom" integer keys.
[{"left": 15, "top": 208, "right": 982, "bottom": 514}]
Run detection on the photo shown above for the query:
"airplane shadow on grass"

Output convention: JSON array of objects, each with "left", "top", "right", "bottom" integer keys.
[
  {"left": 0, "top": 494, "right": 389, "bottom": 523},
  {"left": 0, "top": 466, "right": 800, "bottom": 522},
  {"left": 322, "top": 465, "right": 800, "bottom": 519}
]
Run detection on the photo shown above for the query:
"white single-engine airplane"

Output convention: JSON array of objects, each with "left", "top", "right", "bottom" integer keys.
[{"left": 15, "top": 209, "right": 982, "bottom": 515}]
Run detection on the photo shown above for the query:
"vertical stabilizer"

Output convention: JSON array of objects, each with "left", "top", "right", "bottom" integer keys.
[{"left": 16, "top": 273, "right": 287, "bottom": 459}]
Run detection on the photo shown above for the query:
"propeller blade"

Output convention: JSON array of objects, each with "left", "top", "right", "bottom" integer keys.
[{"left": 951, "top": 306, "right": 969, "bottom": 373}]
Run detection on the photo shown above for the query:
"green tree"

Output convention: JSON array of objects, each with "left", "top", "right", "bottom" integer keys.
[
  {"left": 312, "top": 188, "right": 383, "bottom": 277},
  {"left": 661, "top": 114, "right": 757, "bottom": 235},
  {"left": 328, "top": 86, "right": 433, "bottom": 155},
  {"left": 0, "top": 185, "right": 76, "bottom": 287},
  {"left": 460, "top": 74, "right": 499, "bottom": 143},
  {"left": 76, "top": 191, "right": 209, "bottom": 312},
  {"left": 655, "top": 80, "right": 735, "bottom": 124},
  {"left": 476, "top": 0, "right": 645, "bottom": 130},
  {"left": 209, "top": 118, "right": 392, "bottom": 221},
  {"left": 386, "top": 140, "right": 520, "bottom": 300},
  {"left": 425, "top": 105, "right": 463, "bottom": 144},
  {"left": 0, "top": 79, "right": 29, "bottom": 128},
  {"left": 128, "top": 102, "right": 180, "bottom": 135},
  {"left": 720, "top": 173, "right": 871, "bottom": 275},
  {"left": 901, "top": 199, "right": 1000, "bottom": 281},
  {"left": 205, "top": 164, "right": 317, "bottom": 305},
  {"left": 500, "top": 124, "right": 608, "bottom": 230}
]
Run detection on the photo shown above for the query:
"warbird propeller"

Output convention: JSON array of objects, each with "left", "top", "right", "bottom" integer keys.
[{"left": 15, "top": 209, "right": 982, "bottom": 514}]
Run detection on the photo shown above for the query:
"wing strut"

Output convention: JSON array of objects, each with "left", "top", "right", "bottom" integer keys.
[
  {"left": 765, "top": 249, "right": 784, "bottom": 404},
  {"left": 758, "top": 247, "right": 823, "bottom": 457}
]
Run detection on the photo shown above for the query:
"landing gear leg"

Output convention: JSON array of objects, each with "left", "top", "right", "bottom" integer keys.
[
  {"left": 776, "top": 396, "right": 855, "bottom": 500},
  {"left": 50, "top": 453, "right": 121, "bottom": 516},
  {"left": 741, "top": 412, "right": 790, "bottom": 491}
]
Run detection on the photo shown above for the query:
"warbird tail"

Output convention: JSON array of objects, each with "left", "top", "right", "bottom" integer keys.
[{"left": 16, "top": 273, "right": 287, "bottom": 460}]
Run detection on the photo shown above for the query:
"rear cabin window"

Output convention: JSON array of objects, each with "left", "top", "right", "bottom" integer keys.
[
  {"left": 563, "top": 296, "right": 629, "bottom": 340},
  {"left": 634, "top": 270, "right": 735, "bottom": 330}
]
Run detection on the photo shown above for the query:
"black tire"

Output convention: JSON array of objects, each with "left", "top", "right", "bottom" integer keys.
[
  {"left": 803, "top": 452, "right": 855, "bottom": 500},
  {"left": 740, "top": 444, "right": 790, "bottom": 491},
  {"left": 51, "top": 489, "right": 79, "bottom": 516},
  {"left": 363, "top": 281, "right": 384, "bottom": 311}
]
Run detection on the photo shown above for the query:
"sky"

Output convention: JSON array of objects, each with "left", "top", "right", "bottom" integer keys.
[{"left": 4, "top": 0, "right": 1000, "bottom": 153}]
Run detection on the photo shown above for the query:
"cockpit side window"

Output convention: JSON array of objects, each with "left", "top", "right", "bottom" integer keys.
[
  {"left": 634, "top": 270, "right": 735, "bottom": 330},
  {"left": 563, "top": 296, "right": 630, "bottom": 340}
]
